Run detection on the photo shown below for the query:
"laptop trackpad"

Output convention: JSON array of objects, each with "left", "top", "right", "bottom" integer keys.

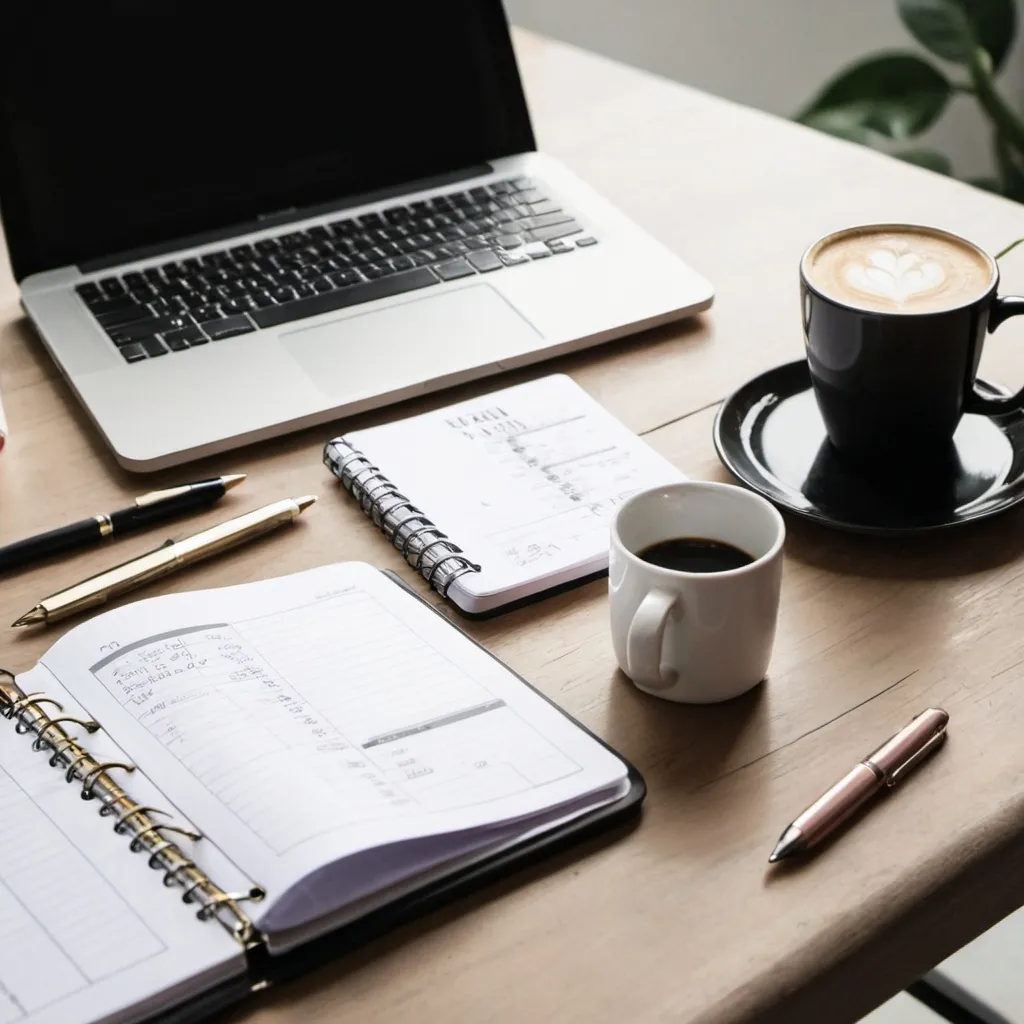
[{"left": 279, "top": 284, "right": 541, "bottom": 400}]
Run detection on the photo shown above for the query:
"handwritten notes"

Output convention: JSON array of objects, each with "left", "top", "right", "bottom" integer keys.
[
  {"left": 343, "top": 374, "right": 684, "bottom": 600},
  {"left": 87, "top": 587, "right": 586, "bottom": 858}
]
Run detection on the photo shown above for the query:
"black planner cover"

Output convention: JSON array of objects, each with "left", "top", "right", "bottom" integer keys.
[{"left": 155, "top": 568, "right": 645, "bottom": 1021}]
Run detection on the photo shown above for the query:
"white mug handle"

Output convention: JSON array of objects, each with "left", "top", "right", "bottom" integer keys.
[{"left": 626, "top": 588, "right": 678, "bottom": 689}]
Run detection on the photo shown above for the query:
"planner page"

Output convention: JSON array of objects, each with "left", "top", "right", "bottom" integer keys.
[
  {"left": 0, "top": 669, "right": 244, "bottom": 1024},
  {"left": 343, "top": 374, "right": 684, "bottom": 608},
  {"left": 37, "top": 563, "right": 628, "bottom": 936}
]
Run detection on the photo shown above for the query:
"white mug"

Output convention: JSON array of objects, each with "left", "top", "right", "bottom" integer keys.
[{"left": 609, "top": 481, "right": 785, "bottom": 703}]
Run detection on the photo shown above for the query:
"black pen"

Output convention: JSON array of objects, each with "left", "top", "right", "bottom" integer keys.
[{"left": 0, "top": 474, "right": 246, "bottom": 572}]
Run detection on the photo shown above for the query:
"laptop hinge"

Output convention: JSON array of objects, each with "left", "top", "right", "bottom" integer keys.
[{"left": 78, "top": 163, "right": 494, "bottom": 273}]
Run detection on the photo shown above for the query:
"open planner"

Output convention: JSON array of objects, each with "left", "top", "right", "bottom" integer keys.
[
  {"left": 324, "top": 374, "right": 684, "bottom": 614},
  {"left": 0, "top": 562, "right": 641, "bottom": 1024}
]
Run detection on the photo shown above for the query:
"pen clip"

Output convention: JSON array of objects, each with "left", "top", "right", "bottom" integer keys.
[{"left": 885, "top": 727, "right": 947, "bottom": 787}]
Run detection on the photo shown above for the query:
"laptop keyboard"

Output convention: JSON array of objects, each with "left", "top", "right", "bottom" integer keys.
[{"left": 74, "top": 177, "right": 598, "bottom": 364}]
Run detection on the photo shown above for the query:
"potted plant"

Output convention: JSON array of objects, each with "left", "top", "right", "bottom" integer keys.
[{"left": 798, "top": 0, "right": 1024, "bottom": 199}]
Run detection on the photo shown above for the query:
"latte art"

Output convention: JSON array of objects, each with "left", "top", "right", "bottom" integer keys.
[{"left": 804, "top": 226, "right": 993, "bottom": 313}]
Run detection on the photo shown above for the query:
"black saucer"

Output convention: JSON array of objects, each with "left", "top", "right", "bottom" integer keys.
[{"left": 713, "top": 360, "right": 1024, "bottom": 535}]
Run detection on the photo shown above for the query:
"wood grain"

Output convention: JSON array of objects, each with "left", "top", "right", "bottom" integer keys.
[{"left": 4, "top": 26, "right": 1024, "bottom": 1024}]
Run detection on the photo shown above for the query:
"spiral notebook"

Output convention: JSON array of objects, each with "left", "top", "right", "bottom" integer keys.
[
  {"left": 323, "top": 374, "right": 685, "bottom": 614},
  {"left": 0, "top": 562, "right": 641, "bottom": 1024}
]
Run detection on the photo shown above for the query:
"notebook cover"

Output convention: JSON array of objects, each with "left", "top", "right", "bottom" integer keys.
[{"left": 259, "top": 567, "right": 645, "bottom": 985}]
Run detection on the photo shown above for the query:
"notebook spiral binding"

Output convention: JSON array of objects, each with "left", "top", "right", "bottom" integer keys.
[
  {"left": 324, "top": 437, "right": 481, "bottom": 597},
  {"left": 0, "top": 668, "right": 265, "bottom": 949}
]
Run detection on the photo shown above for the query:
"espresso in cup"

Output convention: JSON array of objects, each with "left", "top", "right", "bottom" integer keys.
[
  {"left": 638, "top": 537, "right": 754, "bottom": 573},
  {"left": 800, "top": 224, "right": 1024, "bottom": 463}
]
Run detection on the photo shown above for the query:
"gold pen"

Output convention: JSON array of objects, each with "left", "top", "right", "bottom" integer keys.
[{"left": 11, "top": 495, "right": 316, "bottom": 627}]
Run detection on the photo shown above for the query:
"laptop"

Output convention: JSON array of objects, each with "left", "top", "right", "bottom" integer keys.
[{"left": 0, "top": 3, "right": 713, "bottom": 472}]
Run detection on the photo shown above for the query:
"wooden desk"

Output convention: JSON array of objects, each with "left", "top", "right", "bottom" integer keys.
[{"left": 5, "top": 28, "right": 1024, "bottom": 1024}]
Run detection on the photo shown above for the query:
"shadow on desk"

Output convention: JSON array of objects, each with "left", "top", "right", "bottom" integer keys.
[{"left": 785, "top": 506, "right": 1024, "bottom": 583}]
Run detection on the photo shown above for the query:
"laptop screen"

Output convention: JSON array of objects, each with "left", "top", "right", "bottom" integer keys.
[{"left": 0, "top": 2, "right": 534, "bottom": 281}]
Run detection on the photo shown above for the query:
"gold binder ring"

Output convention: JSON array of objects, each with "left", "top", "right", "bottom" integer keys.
[
  {"left": 195, "top": 887, "right": 266, "bottom": 920},
  {"left": 80, "top": 761, "right": 136, "bottom": 799},
  {"left": 32, "top": 716, "right": 100, "bottom": 751},
  {"left": 5, "top": 691, "right": 56, "bottom": 718},
  {"left": 109, "top": 804, "right": 169, "bottom": 832},
  {"left": 13, "top": 695, "right": 64, "bottom": 731},
  {"left": 162, "top": 860, "right": 196, "bottom": 886},
  {"left": 179, "top": 877, "right": 209, "bottom": 904},
  {"left": 129, "top": 823, "right": 203, "bottom": 852},
  {"left": 143, "top": 839, "right": 176, "bottom": 869},
  {"left": 48, "top": 736, "right": 84, "bottom": 767},
  {"left": 64, "top": 752, "right": 94, "bottom": 783}
]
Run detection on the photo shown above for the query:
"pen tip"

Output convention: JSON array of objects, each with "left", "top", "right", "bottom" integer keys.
[
  {"left": 221, "top": 474, "right": 247, "bottom": 491},
  {"left": 295, "top": 495, "right": 318, "bottom": 512},
  {"left": 11, "top": 606, "right": 46, "bottom": 628},
  {"left": 768, "top": 826, "right": 804, "bottom": 864}
]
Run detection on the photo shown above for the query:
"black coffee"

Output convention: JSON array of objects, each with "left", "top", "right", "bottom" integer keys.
[{"left": 638, "top": 537, "right": 754, "bottom": 573}]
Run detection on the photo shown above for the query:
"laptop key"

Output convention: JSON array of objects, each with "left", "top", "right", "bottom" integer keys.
[
  {"left": 251, "top": 267, "right": 439, "bottom": 329},
  {"left": 76, "top": 282, "right": 102, "bottom": 302},
  {"left": 120, "top": 343, "right": 147, "bottom": 363},
  {"left": 95, "top": 303, "right": 153, "bottom": 328},
  {"left": 497, "top": 249, "right": 531, "bottom": 266},
  {"left": 576, "top": 236, "right": 599, "bottom": 247},
  {"left": 328, "top": 269, "right": 363, "bottom": 287},
  {"left": 467, "top": 251, "right": 502, "bottom": 273},
  {"left": 521, "top": 211, "right": 573, "bottom": 231},
  {"left": 141, "top": 337, "right": 168, "bottom": 357},
  {"left": 99, "top": 277, "right": 127, "bottom": 297},
  {"left": 435, "top": 259, "right": 476, "bottom": 281},
  {"left": 88, "top": 294, "right": 141, "bottom": 316},
  {"left": 523, "top": 220, "right": 583, "bottom": 244},
  {"left": 108, "top": 315, "right": 182, "bottom": 342},
  {"left": 204, "top": 315, "right": 256, "bottom": 341},
  {"left": 163, "top": 334, "right": 191, "bottom": 352},
  {"left": 192, "top": 305, "right": 225, "bottom": 322},
  {"left": 163, "top": 326, "right": 207, "bottom": 349},
  {"left": 527, "top": 200, "right": 561, "bottom": 216}
]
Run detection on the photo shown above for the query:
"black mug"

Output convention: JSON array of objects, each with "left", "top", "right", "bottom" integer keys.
[{"left": 800, "top": 223, "right": 1024, "bottom": 463}]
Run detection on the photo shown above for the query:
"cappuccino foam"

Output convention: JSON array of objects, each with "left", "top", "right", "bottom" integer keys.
[{"left": 804, "top": 226, "right": 993, "bottom": 313}]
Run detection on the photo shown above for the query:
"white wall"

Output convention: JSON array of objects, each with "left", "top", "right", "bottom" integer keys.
[{"left": 507, "top": 0, "right": 1024, "bottom": 180}]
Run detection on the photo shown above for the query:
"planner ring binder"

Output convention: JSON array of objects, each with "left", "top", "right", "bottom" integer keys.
[
  {"left": 0, "top": 668, "right": 265, "bottom": 948},
  {"left": 324, "top": 437, "right": 481, "bottom": 596}
]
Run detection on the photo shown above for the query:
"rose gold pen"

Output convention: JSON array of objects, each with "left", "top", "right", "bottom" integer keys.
[{"left": 768, "top": 707, "right": 949, "bottom": 863}]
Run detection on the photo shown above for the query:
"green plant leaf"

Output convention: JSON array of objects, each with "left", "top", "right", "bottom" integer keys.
[
  {"left": 798, "top": 110, "right": 877, "bottom": 143},
  {"left": 967, "top": 175, "right": 1004, "bottom": 192},
  {"left": 993, "top": 132, "right": 1024, "bottom": 199},
  {"left": 898, "top": 0, "right": 1016, "bottom": 72},
  {"left": 996, "top": 237, "right": 1024, "bottom": 259},
  {"left": 893, "top": 148, "right": 953, "bottom": 172},
  {"left": 797, "top": 54, "right": 952, "bottom": 140}
]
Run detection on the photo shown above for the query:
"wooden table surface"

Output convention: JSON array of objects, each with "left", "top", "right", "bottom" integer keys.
[{"left": 5, "top": 28, "right": 1024, "bottom": 1024}]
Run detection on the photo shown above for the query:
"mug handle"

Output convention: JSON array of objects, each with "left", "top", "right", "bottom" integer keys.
[
  {"left": 626, "top": 589, "right": 678, "bottom": 690},
  {"left": 965, "top": 296, "right": 1024, "bottom": 415}
]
